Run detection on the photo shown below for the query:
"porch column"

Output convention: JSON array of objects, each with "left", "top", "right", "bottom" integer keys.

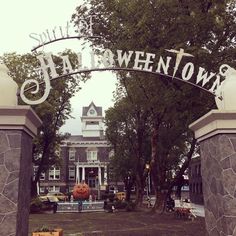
[
  {"left": 82, "top": 167, "right": 85, "bottom": 182},
  {"left": 76, "top": 162, "right": 80, "bottom": 184},
  {"left": 104, "top": 166, "right": 108, "bottom": 185},
  {"left": 98, "top": 166, "right": 102, "bottom": 186}
]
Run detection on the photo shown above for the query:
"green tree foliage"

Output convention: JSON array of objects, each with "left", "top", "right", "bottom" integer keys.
[
  {"left": 105, "top": 96, "right": 151, "bottom": 202},
  {"left": 1, "top": 51, "right": 81, "bottom": 196},
  {"left": 72, "top": 0, "right": 236, "bottom": 208}
]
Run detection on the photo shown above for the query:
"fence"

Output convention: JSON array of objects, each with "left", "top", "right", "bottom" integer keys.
[{"left": 57, "top": 201, "right": 104, "bottom": 213}]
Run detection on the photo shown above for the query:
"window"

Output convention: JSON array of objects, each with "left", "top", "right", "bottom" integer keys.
[
  {"left": 40, "top": 172, "right": 45, "bottom": 180},
  {"left": 69, "top": 148, "right": 76, "bottom": 161},
  {"left": 39, "top": 187, "right": 45, "bottom": 193},
  {"left": 49, "top": 167, "right": 60, "bottom": 180},
  {"left": 87, "top": 151, "right": 97, "bottom": 161},
  {"left": 86, "top": 147, "right": 98, "bottom": 162},
  {"left": 109, "top": 150, "right": 114, "bottom": 159},
  {"left": 33, "top": 166, "right": 45, "bottom": 180},
  {"left": 69, "top": 186, "right": 74, "bottom": 192},
  {"left": 48, "top": 186, "right": 60, "bottom": 192},
  {"left": 69, "top": 166, "right": 75, "bottom": 180},
  {"left": 88, "top": 178, "right": 96, "bottom": 188}
]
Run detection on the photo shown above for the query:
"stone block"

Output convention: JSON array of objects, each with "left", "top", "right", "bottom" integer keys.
[
  {"left": 0, "top": 132, "right": 9, "bottom": 153},
  {"left": 0, "top": 166, "right": 9, "bottom": 192},
  {"left": 222, "top": 169, "right": 236, "bottom": 196},
  {"left": 0, "top": 212, "right": 16, "bottom": 236},
  {"left": 7, "top": 133, "right": 21, "bottom": 149},
  {"left": 5, "top": 149, "right": 21, "bottom": 172},
  {"left": 219, "top": 135, "right": 235, "bottom": 160},
  {"left": 3, "top": 178, "right": 19, "bottom": 204},
  {"left": 0, "top": 194, "right": 16, "bottom": 214}
]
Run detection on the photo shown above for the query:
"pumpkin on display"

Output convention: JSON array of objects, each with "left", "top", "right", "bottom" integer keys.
[{"left": 73, "top": 182, "right": 90, "bottom": 200}]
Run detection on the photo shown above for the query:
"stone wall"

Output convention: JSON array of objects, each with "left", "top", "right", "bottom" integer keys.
[
  {"left": 0, "top": 130, "right": 32, "bottom": 236},
  {"left": 200, "top": 134, "right": 236, "bottom": 236}
]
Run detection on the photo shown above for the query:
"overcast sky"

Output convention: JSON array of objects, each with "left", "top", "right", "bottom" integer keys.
[{"left": 0, "top": 0, "right": 117, "bottom": 134}]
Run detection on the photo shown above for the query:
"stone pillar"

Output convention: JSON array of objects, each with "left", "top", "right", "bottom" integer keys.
[
  {"left": 0, "top": 106, "right": 41, "bottom": 236},
  {"left": 190, "top": 110, "right": 236, "bottom": 236}
]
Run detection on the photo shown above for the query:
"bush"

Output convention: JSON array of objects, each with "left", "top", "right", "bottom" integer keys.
[
  {"left": 30, "top": 197, "right": 42, "bottom": 213},
  {"left": 125, "top": 201, "right": 136, "bottom": 212},
  {"left": 101, "top": 193, "right": 115, "bottom": 201},
  {"left": 114, "top": 200, "right": 127, "bottom": 209}
]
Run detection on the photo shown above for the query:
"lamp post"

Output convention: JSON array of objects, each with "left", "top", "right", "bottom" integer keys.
[{"left": 145, "top": 164, "right": 150, "bottom": 198}]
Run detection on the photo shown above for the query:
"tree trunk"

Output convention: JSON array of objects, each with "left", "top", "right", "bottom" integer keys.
[
  {"left": 135, "top": 173, "right": 144, "bottom": 206},
  {"left": 150, "top": 125, "right": 161, "bottom": 212},
  {"left": 31, "top": 138, "right": 50, "bottom": 198},
  {"left": 162, "top": 138, "right": 197, "bottom": 212},
  {"left": 124, "top": 176, "right": 134, "bottom": 202},
  {"left": 175, "top": 184, "right": 182, "bottom": 199},
  {"left": 31, "top": 179, "right": 38, "bottom": 198}
]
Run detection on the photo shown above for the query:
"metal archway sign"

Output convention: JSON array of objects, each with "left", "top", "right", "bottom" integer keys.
[{"left": 20, "top": 18, "right": 233, "bottom": 106}]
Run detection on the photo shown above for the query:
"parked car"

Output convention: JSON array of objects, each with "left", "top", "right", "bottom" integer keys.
[
  {"left": 47, "top": 192, "right": 67, "bottom": 201},
  {"left": 31, "top": 196, "right": 58, "bottom": 213},
  {"left": 39, "top": 195, "right": 59, "bottom": 203}
]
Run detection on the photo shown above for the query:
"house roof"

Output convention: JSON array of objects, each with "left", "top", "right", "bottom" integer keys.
[{"left": 82, "top": 102, "right": 103, "bottom": 116}]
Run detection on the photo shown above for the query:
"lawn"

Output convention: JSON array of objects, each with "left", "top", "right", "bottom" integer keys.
[{"left": 28, "top": 210, "right": 206, "bottom": 236}]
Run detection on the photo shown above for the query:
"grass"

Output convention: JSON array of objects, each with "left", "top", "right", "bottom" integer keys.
[{"left": 29, "top": 210, "right": 206, "bottom": 236}]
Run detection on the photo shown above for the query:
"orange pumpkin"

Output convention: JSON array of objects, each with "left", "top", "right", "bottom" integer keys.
[{"left": 72, "top": 182, "right": 90, "bottom": 200}]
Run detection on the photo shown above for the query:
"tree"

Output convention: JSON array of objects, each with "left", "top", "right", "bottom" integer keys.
[
  {"left": 72, "top": 0, "right": 236, "bottom": 210},
  {"left": 105, "top": 96, "right": 151, "bottom": 203},
  {"left": 1, "top": 50, "right": 81, "bottom": 196}
]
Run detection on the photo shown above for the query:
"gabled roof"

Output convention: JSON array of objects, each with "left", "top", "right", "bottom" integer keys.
[{"left": 82, "top": 101, "right": 103, "bottom": 116}]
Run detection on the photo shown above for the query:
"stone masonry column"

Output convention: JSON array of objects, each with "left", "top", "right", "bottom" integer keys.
[
  {"left": 190, "top": 110, "right": 236, "bottom": 236},
  {"left": 0, "top": 106, "right": 41, "bottom": 236}
]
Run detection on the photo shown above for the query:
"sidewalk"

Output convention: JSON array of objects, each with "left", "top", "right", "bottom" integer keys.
[{"left": 191, "top": 203, "right": 205, "bottom": 217}]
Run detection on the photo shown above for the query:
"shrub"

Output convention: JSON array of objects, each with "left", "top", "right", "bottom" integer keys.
[
  {"left": 126, "top": 201, "right": 136, "bottom": 212},
  {"left": 101, "top": 193, "right": 115, "bottom": 201},
  {"left": 114, "top": 200, "right": 127, "bottom": 209},
  {"left": 30, "top": 197, "right": 42, "bottom": 213}
]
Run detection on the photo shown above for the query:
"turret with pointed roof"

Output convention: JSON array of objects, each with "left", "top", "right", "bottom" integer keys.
[{"left": 81, "top": 102, "right": 104, "bottom": 138}]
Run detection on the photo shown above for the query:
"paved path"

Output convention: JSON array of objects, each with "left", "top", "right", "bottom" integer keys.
[{"left": 191, "top": 203, "right": 205, "bottom": 217}]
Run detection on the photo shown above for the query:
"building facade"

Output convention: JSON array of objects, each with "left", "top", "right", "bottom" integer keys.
[
  {"left": 38, "top": 102, "right": 112, "bottom": 197},
  {"left": 189, "top": 156, "right": 204, "bottom": 204}
]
